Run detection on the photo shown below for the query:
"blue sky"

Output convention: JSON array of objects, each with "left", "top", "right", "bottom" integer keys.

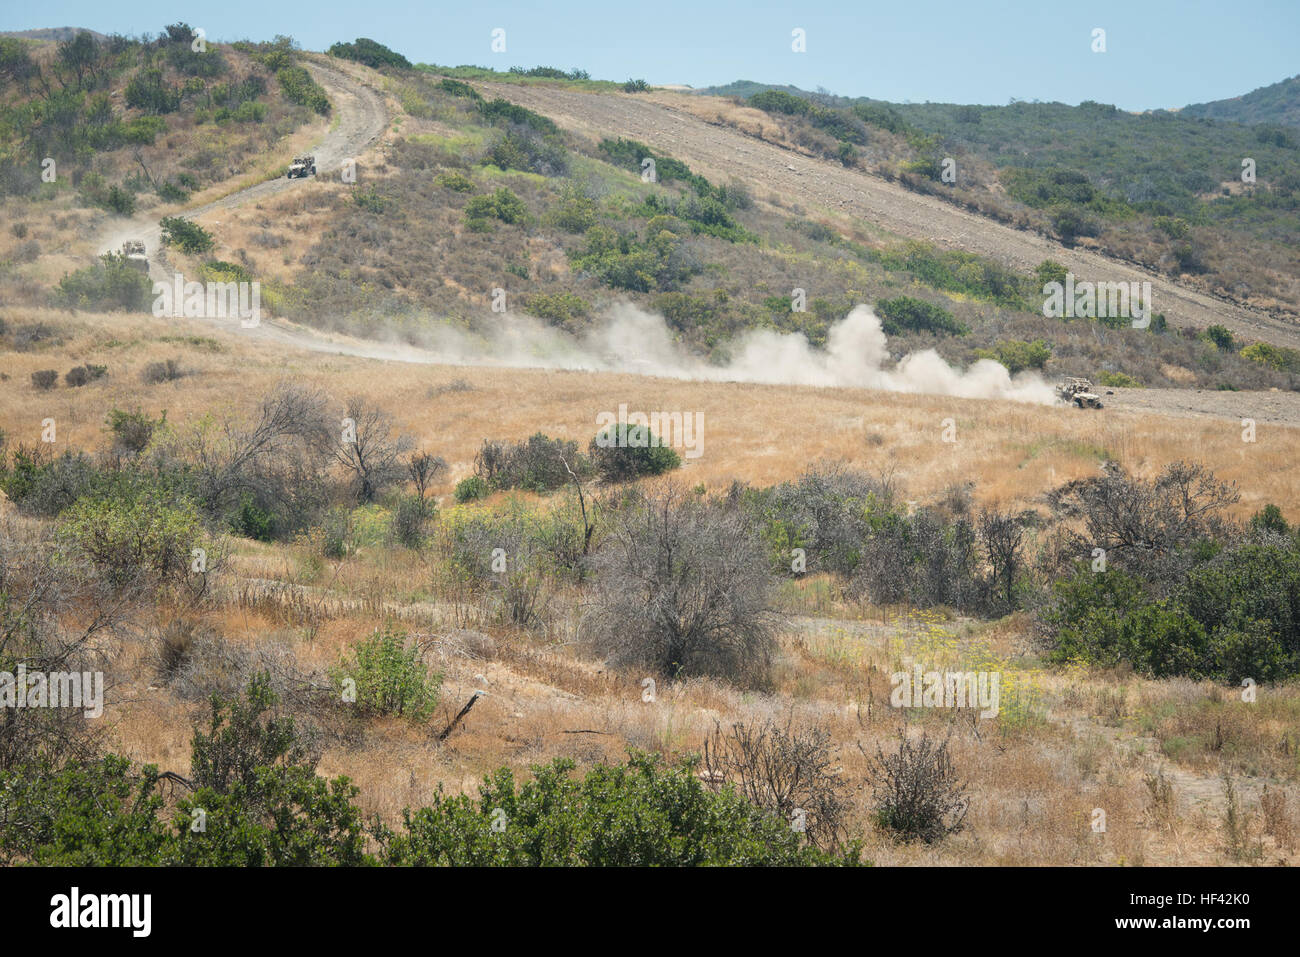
[{"left": 4, "top": 0, "right": 1297, "bottom": 110}]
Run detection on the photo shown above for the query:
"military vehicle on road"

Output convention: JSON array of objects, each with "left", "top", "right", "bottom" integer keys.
[
  {"left": 1058, "top": 377, "right": 1103, "bottom": 409},
  {"left": 121, "top": 241, "right": 148, "bottom": 273},
  {"left": 287, "top": 155, "right": 317, "bottom": 179}
]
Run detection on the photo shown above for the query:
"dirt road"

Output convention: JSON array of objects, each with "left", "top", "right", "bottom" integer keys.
[
  {"left": 101, "top": 57, "right": 386, "bottom": 268},
  {"left": 485, "top": 84, "right": 1300, "bottom": 353},
  {"left": 95, "top": 58, "right": 393, "bottom": 356},
  {"left": 89, "top": 68, "right": 1300, "bottom": 428},
  {"left": 1105, "top": 384, "right": 1300, "bottom": 427}
]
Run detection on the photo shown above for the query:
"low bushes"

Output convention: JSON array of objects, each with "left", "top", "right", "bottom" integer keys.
[
  {"left": 463, "top": 187, "right": 528, "bottom": 228},
  {"left": 58, "top": 483, "right": 206, "bottom": 589},
  {"left": 55, "top": 253, "right": 152, "bottom": 311},
  {"left": 588, "top": 424, "right": 681, "bottom": 482},
  {"left": 332, "top": 627, "right": 441, "bottom": 719},
  {"left": 583, "top": 486, "right": 776, "bottom": 685},
  {"left": 875, "top": 295, "right": 968, "bottom": 337},
  {"left": 0, "top": 673, "right": 856, "bottom": 865},
  {"left": 387, "top": 752, "right": 852, "bottom": 866},
  {"left": 474, "top": 432, "right": 584, "bottom": 493},
  {"left": 160, "top": 216, "right": 215, "bottom": 254},
  {"left": 867, "top": 732, "right": 970, "bottom": 844},
  {"left": 1045, "top": 541, "right": 1300, "bottom": 682}
]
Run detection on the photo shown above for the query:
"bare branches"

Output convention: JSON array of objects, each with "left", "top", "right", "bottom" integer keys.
[
  {"left": 407, "top": 450, "right": 448, "bottom": 502},
  {"left": 332, "top": 395, "right": 413, "bottom": 503},
  {"left": 702, "top": 717, "right": 851, "bottom": 851},
  {"left": 1047, "top": 460, "right": 1240, "bottom": 563},
  {"left": 864, "top": 730, "right": 969, "bottom": 844},
  {"left": 583, "top": 484, "right": 778, "bottom": 685}
]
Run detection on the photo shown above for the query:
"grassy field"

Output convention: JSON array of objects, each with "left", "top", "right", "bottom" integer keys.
[{"left": 3, "top": 307, "right": 1298, "bottom": 865}]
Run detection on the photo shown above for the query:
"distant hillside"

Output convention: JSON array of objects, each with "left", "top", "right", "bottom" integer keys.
[
  {"left": 695, "top": 79, "right": 816, "bottom": 100},
  {"left": 691, "top": 77, "right": 1300, "bottom": 315},
  {"left": 0, "top": 26, "right": 109, "bottom": 43},
  {"left": 1182, "top": 74, "right": 1300, "bottom": 128}
]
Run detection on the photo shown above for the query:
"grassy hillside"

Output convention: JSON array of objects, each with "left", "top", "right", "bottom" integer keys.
[
  {"left": 0, "top": 26, "right": 328, "bottom": 226},
  {"left": 703, "top": 83, "right": 1300, "bottom": 319},
  {"left": 3, "top": 35, "right": 1300, "bottom": 870},
  {"left": 2, "top": 305, "right": 1299, "bottom": 866},
  {"left": 129, "top": 47, "right": 1298, "bottom": 393}
]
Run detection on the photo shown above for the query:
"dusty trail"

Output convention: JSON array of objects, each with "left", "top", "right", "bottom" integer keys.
[
  {"left": 484, "top": 83, "right": 1300, "bottom": 352},
  {"left": 96, "top": 58, "right": 394, "bottom": 359},
  {"left": 87, "top": 67, "right": 1300, "bottom": 428}
]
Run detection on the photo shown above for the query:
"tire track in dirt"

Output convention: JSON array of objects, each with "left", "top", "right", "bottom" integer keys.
[{"left": 484, "top": 84, "right": 1300, "bottom": 353}]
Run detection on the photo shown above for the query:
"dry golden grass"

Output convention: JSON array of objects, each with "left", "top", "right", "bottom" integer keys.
[
  {"left": 6, "top": 308, "right": 1300, "bottom": 866},
  {"left": 3, "top": 308, "right": 1298, "bottom": 521}
]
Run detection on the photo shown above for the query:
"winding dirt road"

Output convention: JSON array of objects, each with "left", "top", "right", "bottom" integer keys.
[
  {"left": 91, "top": 67, "right": 1300, "bottom": 426},
  {"left": 96, "top": 58, "right": 397, "bottom": 357}
]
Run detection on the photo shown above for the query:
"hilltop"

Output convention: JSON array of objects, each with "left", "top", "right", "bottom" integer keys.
[{"left": 1183, "top": 74, "right": 1300, "bottom": 128}]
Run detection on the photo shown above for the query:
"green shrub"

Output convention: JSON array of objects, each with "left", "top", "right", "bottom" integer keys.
[
  {"left": 1044, "top": 567, "right": 1150, "bottom": 667},
  {"left": 233, "top": 492, "right": 276, "bottom": 541},
  {"left": 190, "top": 674, "right": 318, "bottom": 797},
  {"left": 463, "top": 187, "right": 528, "bottom": 226},
  {"left": 588, "top": 424, "right": 681, "bottom": 482},
  {"left": 160, "top": 216, "right": 215, "bottom": 254},
  {"left": 570, "top": 225, "right": 699, "bottom": 293},
  {"left": 455, "top": 475, "right": 489, "bottom": 502},
  {"left": 276, "top": 65, "right": 330, "bottom": 114},
  {"left": 59, "top": 486, "right": 205, "bottom": 588},
  {"left": 435, "top": 171, "right": 475, "bottom": 192},
  {"left": 125, "top": 68, "right": 180, "bottom": 113},
  {"left": 352, "top": 184, "right": 389, "bottom": 213},
  {"left": 55, "top": 253, "right": 152, "bottom": 311},
  {"left": 523, "top": 291, "right": 589, "bottom": 327},
  {"left": 1240, "top": 342, "right": 1300, "bottom": 373},
  {"left": 549, "top": 188, "right": 598, "bottom": 232},
  {"left": 1250, "top": 504, "right": 1289, "bottom": 536},
  {"left": 438, "top": 78, "right": 481, "bottom": 99},
  {"left": 385, "top": 752, "right": 857, "bottom": 865},
  {"left": 477, "top": 98, "right": 557, "bottom": 134},
  {"left": 1045, "top": 543, "right": 1300, "bottom": 682},
  {"left": 333, "top": 626, "right": 441, "bottom": 720},
  {"left": 0, "top": 756, "right": 171, "bottom": 866},
  {"left": 327, "top": 38, "right": 411, "bottom": 69},
  {"left": 875, "top": 296, "right": 968, "bottom": 337},
  {"left": 484, "top": 129, "right": 568, "bottom": 176},
  {"left": 1203, "top": 325, "right": 1236, "bottom": 351},
  {"left": 1048, "top": 204, "right": 1099, "bottom": 243},
  {"left": 1035, "top": 259, "right": 1069, "bottom": 289},
  {"left": 1, "top": 447, "right": 100, "bottom": 517},
  {"left": 981, "top": 339, "right": 1051, "bottom": 374}
]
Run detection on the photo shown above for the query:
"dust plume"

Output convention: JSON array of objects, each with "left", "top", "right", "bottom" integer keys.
[{"left": 311, "top": 303, "right": 1058, "bottom": 405}]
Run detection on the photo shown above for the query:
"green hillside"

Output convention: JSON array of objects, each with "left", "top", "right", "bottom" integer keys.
[
  {"left": 714, "top": 83, "right": 1300, "bottom": 316},
  {"left": 180, "top": 45, "right": 1299, "bottom": 392},
  {"left": 1182, "top": 74, "right": 1300, "bottom": 127}
]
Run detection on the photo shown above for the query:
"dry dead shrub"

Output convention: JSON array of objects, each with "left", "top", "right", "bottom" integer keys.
[
  {"left": 702, "top": 716, "right": 852, "bottom": 851},
  {"left": 583, "top": 484, "right": 778, "bottom": 687},
  {"left": 865, "top": 730, "right": 970, "bottom": 844}
]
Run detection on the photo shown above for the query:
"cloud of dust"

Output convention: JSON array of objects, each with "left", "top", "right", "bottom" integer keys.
[{"left": 347, "top": 303, "right": 1057, "bottom": 405}]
